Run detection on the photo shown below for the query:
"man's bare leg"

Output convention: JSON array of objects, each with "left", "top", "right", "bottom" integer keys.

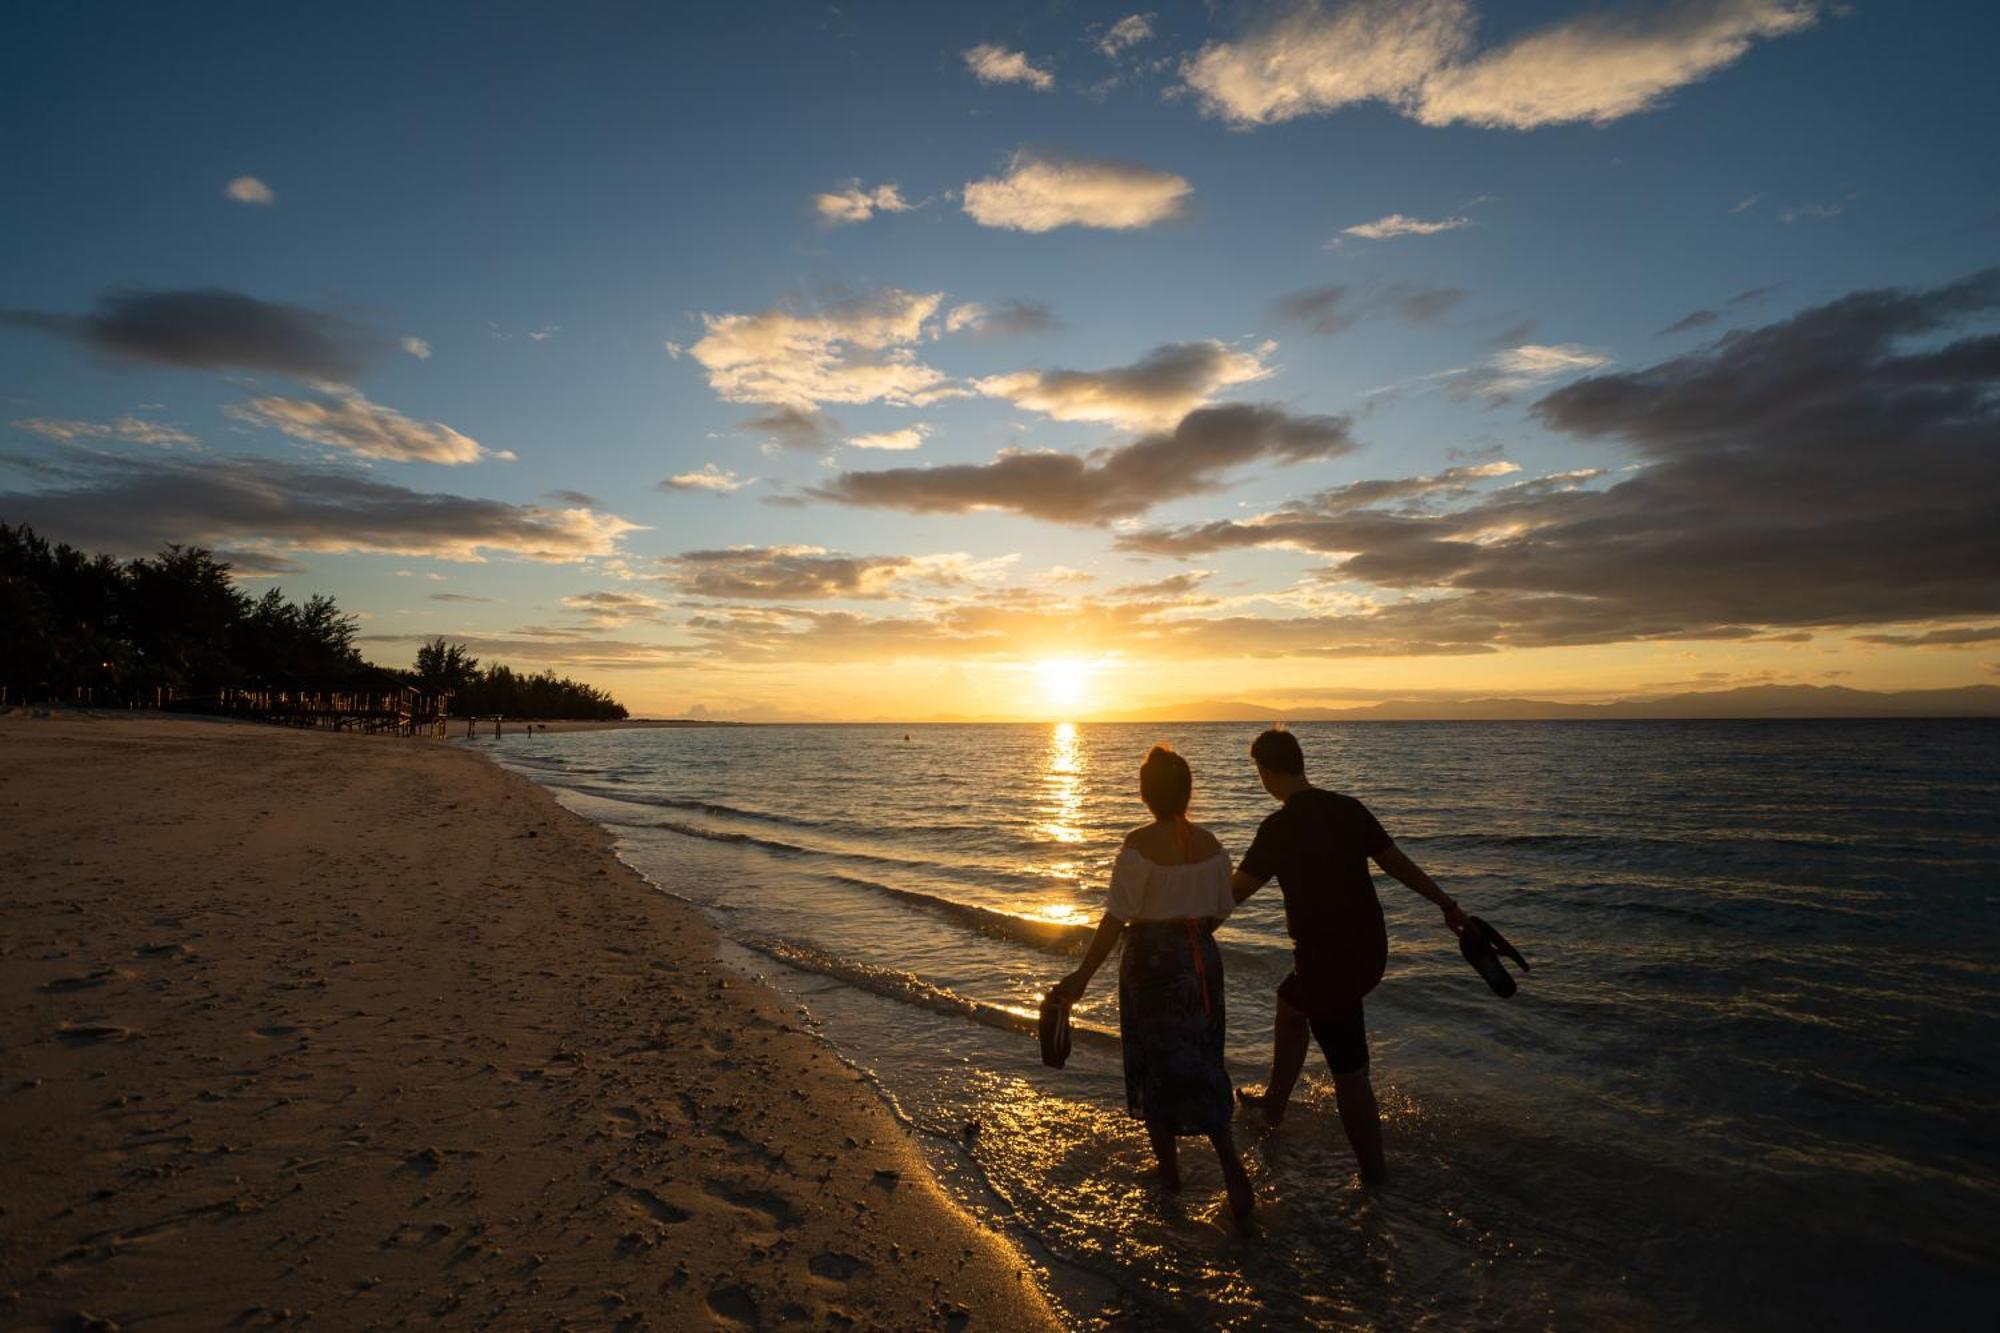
[
  {"left": 1146, "top": 1117, "right": 1182, "bottom": 1190},
  {"left": 1333, "top": 1067, "right": 1387, "bottom": 1184},
  {"left": 1237, "top": 994, "right": 1311, "bottom": 1125}
]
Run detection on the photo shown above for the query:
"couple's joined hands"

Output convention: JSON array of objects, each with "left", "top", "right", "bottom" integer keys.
[{"left": 1055, "top": 902, "right": 1467, "bottom": 1001}]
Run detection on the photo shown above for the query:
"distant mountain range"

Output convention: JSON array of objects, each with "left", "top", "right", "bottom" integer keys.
[{"left": 1089, "top": 684, "right": 2000, "bottom": 723}]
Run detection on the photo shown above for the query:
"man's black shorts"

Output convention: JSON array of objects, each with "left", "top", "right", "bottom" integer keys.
[{"left": 1276, "top": 971, "right": 1369, "bottom": 1075}]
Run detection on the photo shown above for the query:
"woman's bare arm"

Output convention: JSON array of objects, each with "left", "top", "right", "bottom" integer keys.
[{"left": 1056, "top": 912, "right": 1124, "bottom": 999}]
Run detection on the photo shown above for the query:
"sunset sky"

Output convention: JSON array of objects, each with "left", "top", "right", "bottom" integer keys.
[{"left": 3, "top": 1, "right": 1996, "bottom": 720}]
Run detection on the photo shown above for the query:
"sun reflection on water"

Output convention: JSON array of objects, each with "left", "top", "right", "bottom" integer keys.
[{"left": 1036, "top": 720, "right": 1088, "bottom": 847}]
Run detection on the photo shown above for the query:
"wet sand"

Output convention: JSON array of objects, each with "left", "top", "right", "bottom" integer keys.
[{"left": 0, "top": 715, "right": 1057, "bottom": 1330}]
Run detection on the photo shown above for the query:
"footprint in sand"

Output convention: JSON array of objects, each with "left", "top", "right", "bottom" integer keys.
[
  {"left": 41, "top": 968, "right": 133, "bottom": 992},
  {"left": 706, "top": 1282, "right": 758, "bottom": 1328},
  {"left": 57, "top": 1022, "right": 140, "bottom": 1044},
  {"left": 808, "top": 1251, "right": 871, "bottom": 1283},
  {"left": 617, "top": 1184, "right": 691, "bottom": 1226},
  {"left": 253, "top": 1025, "right": 306, "bottom": 1038},
  {"left": 701, "top": 1178, "right": 799, "bottom": 1232}
]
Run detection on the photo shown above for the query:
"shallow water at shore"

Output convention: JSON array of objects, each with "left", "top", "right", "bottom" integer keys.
[{"left": 486, "top": 719, "right": 1999, "bottom": 1329}]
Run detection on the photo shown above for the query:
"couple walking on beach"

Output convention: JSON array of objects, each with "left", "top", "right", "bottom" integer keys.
[{"left": 1051, "top": 728, "right": 1470, "bottom": 1226}]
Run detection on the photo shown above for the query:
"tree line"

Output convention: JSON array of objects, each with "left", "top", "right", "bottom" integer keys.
[{"left": 1, "top": 522, "right": 627, "bottom": 720}]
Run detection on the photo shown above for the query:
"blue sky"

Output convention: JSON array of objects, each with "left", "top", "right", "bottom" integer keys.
[{"left": 4, "top": 1, "right": 1996, "bottom": 718}]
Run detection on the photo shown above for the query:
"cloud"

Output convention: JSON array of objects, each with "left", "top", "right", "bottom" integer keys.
[
  {"left": 1109, "top": 570, "right": 1212, "bottom": 600},
  {"left": 1851, "top": 625, "right": 2000, "bottom": 649},
  {"left": 402, "top": 336, "right": 432, "bottom": 359},
  {"left": 1120, "top": 269, "right": 2000, "bottom": 651},
  {"left": 1657, "top": 308, "right": 1720, "bottom": 336},
  {"left": 12, "top": 415, "right": 196, "bottom": 448},
  {"left": 974, "top": 340, "right": 1273, "bottom": 428},
  {"left": 0, "top": 451, "right": 640, "bottom": 563},
  {"left": 1183, "top": 0, "right": 1820, "bottom": 131},
  {"left": 659, "top": 546, "right": 1009, "bottom": 600},
  {"left": 1182, "top": 0, "right": 1473, "bottom": 127},
  {"left": 944, "top": 300, "right": 1058, "bottom": 337},
  {"left": 1341, "top": 212, "right": 1471, "bottom": 240},
  {"left": 846, "top": 425, "right": 929, "bottom": 451},
  {"left": 1450, "top": 343, "right": 1611, "bottom": 400},
  {"left": 963, "top": 43, "right": 1054, "bottom": 91},
  {"left": 687, "top": 290, "right": 958, "bottom": 410},
  {"left": 809, "top": 403, "right": 1358, "bottom": 524},
  {"left": 740, "top": 406, "right": 838, "bottom": 452},
  {"left": 961, "top": 150, "right": 1191, "bottom": 232},
  {"left": 1097, "top": 14, "right": 1156, "bottom": 56},
  {"left": 0, "top": 287, "right": 387, "bottom": 380},
  {"left": 357, "top": 628, "right": 693, "bottom": 670},
  {"left": 214, "top": 548, "right": 306, "bottom": 577},
  {"left": 660, "top": 464, "right": 753, "bottom": 493},
  {"left": 1779, "top": 195, "right": 1852, "bottom": 223},
  {"left": 1275, "top": 284, "right": 1468, "bottom": 335},
  {"left": 224, "top": 176, "right": 275, "bottom": 205},
  {"left": 545, "top": 489, "right": 602, "bottom": 507},
  {"left": 430, "top": 591, "right": 492, "bottom": 603},
  {"left": 1416, "top": 0, "right": 1819, "bottom": 130},
  {"left": 561, "top": 589, "right": 671, "bottom": 627},
  {"left": 224, "top": 386, "right": 491, "bottom": 465},
  {"left": 1119, "top": 461, "right": 1526, "bottom": 557},
  {"left": 813, "top": 181, "right": 912, "bottom": 225}
]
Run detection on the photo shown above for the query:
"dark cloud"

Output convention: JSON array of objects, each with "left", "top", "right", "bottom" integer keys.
[
  {"left": 545, "top": 489, "right": 603, "bottom": 507},
  {"left": 1659, "top": 285, "right": 1778, "bottom": 336},
  {"left": 983, "top": 300, "right": 1059, "bottom": 336},
  {"left": 954, "top": 300, "right": 1060, "bottom": 338},
  {"left": 0, "top": 450, "right": 636, "bottom": 563},
  {"left": 0, "top": 287, "right": 387, "bottom": 381},
  {"left": 1274, "top": 283, "right": 1468, "bottom": 336},
  {"left": 1120, "top": 269, "right": 2000, "bottom": 649},
  {"left": 560, "top": 590, "right": 671, "bottom": 626},
  {"left": 1108, "top": 571, "right": 1213, "bottom": 599},
  {"left": 810, "top": 404, "right": 1358, "bottom": 524},
  {"left": 740, "top": 406, "right": 838, "bottom": 451},
  {"left": 356, "top": 630, "right": 693, "bottom": 670},
  {"left": 430, "top": 592, "right": 493, "bottom": 603},
  {"left": 1851, "top": 625, "right": 2000, "bottom": 648},
  {"left": 973, "top": 340, "right": 1270, "bottom": 427},
  {"left": 657, "top": 546, "right": 998, "bottom": 600},
  {"left": 1657, "top": 308, "right": 1719, "bottom": 336},
  {"left": 213, "top": 548, "right": 308, "bottom": 577},
  {"left": 1728, "top": 284, "right": 1780, "bottom": 307}
]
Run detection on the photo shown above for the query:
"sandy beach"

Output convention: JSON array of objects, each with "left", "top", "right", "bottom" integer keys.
[{"left": 0, "top": 715, "right": 1057, "bottom": 1330}]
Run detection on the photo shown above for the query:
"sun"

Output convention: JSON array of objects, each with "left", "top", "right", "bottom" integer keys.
[{"left": 1036, "top": 657, "right": 1091, "bottom": 712}]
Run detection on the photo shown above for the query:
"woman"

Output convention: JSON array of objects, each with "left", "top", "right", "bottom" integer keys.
[{"left": 1054, "top": 745, "right": 1254, "bottom": 1224}]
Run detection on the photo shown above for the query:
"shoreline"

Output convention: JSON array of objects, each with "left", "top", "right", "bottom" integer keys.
[{"left": 0, "top": 715, "right": 1059, "bottom": 1329}]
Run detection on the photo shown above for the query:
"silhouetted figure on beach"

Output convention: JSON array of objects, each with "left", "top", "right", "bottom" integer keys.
[
  {"left": 1231, "top": 728, "right": 1469, "bottom": 1184},
  {"left": 1055, "top": 746, "right": 1255, "bottom": 1224}
]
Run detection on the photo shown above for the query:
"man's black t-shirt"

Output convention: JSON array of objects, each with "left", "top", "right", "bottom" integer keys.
[{"left": 1238, "top": 787, "right": 1392, "bottom": 1008}]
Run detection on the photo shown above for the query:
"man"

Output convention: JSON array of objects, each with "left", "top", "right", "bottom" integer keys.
[{"left": 1230, "top": 728, "right": 1468, "bottom": 1184}]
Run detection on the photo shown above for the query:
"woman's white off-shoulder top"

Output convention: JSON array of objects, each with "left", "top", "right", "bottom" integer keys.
[{"left": 1105, "top": 847, "right": 1236, "bottom": 923}]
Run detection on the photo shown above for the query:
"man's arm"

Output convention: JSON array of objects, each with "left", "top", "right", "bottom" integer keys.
[
  {"left": 1231, "top": 868, "right": 1267, "bottom": 905},
  {"left": 1374, "top": 841, "right": 1470, "bottom": 934}
]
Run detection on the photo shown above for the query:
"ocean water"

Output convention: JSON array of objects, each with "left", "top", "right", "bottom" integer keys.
[{"left": 481, "top": 720, "right": 1998, "bottom": 1330}]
